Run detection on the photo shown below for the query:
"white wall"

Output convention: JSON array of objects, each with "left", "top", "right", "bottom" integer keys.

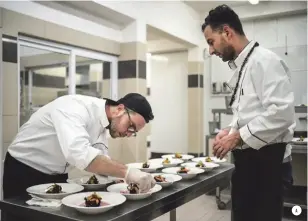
[
  {"left": 148, "top": 52, "right": 188, "bottom": 154},
  {"left": 95, "top": 1, "right": 202, "bottom": 46},
  {"left": 204, "top": 13, "right": 308, "bottom": 133},
  {"left": 0, "top": 1, "right": 122, "bottom": 42}
]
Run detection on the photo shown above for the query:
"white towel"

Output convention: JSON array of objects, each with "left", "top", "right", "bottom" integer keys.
[{"left": 26, "top": 197, "right": 61, "bottom": 208}]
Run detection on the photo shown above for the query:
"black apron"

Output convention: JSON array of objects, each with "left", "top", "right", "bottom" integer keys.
[
  {"left": 2, "top": 152, "right": 68, "bottom": 221},
  {"left": 231, "top": 142, "right": 286, "bottom": 221}
]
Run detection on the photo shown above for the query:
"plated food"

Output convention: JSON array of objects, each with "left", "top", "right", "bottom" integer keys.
[
  {"left": 86, "top": 175, "right": 99, "bottom": 184},
  {"left": 83, "top": 192, "right": 106, "bottom": 207},
  {"left": 67, "top": 175, "right": 113, "bottom": 190},
  {"left": 163, "top": 158, "right": 170, "bottom": 164},
  {"left": 27, "top": 183, "right": 84, "bottom": 199},
  {"left": 162, "top": 167, "right": 204, "bottom": 180},
  {"left": 297, "top": 136, "right": 305, "bottom": 142},
  {"left": 151, "top": 173, "right": 182, "bottom": 187},
  {"left": 161, "top": 154, "right": 194, "bottom": 161},
  {"left": 192, "top": 156, "right": 227, "bottom": 164},
  {"left": 181, "top": 161, "right": 219, "bottom": 172},
  {"left": 126, "top": 162, "right": 163, "bottom": 172},
  {"left": 107, "top": 183, "right": 162, "bottom": 200},
  {"left": 205, "top": 157, "right": 212, "bottom": 162},
  {"left": 195, "top": 161, "right": 205, "bottom": 168},
  {"left": 291, "top": 137, "right": 307, "bottom": 144},
  {"left": 177, "top": 167, "right": 189, "bottom": 174},
  {"left": 45, "top": 183, "right": 64, "bottom": 194},
  {"left": 175, "top": 153, "right": 182, "bottom": 159},
  {"left": 142, "top": 162, "right": 150, "bottom": 168},
  {"left": 62, "top": 191, "right": 126, "bottom": 215},
  {"left": 126, "top": 183, "right": 140, "bottom": 194},
  {"left": 154, "top": 175, "right": 166, "bottom": 182},
  {"left": 147, "top": 158, "right": 183, "bottom": 168}
]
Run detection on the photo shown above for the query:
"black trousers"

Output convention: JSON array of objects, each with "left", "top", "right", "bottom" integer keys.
[
  {"left": 231, "top": 143, "right": 286, "bottom": 221},
  {"left": 2, "top": 152, "right": 68, "bottom": 221}
]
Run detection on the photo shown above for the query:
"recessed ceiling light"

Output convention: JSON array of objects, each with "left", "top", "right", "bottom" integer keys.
[{"left": 249, "top": 0, "right": 259, "bottom": 5}]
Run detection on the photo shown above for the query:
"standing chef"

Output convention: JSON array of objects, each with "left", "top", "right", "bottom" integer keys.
[
  {"left": 3, "top": 93, "right": 155, "bottom": 199},
  {"left": 202, "top": 5, "right": 295, "bottom": 221}
]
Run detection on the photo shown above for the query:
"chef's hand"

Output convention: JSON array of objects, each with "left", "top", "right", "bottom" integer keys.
[
  {"left": 213, "top": 131, "right": 242, "bottom": 159},
  {"left": 125, "top": 168, "right": 156, "bottom": 193},
  {"left": 213, "top": 129, "right": 230, "bottom": 147}
]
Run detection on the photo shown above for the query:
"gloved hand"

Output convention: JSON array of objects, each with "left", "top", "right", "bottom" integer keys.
[{"left": 125, "top": 168, "right": 156, "bottom": 193}]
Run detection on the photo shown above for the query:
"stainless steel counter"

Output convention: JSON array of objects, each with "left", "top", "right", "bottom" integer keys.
[{"left": 291, "top": 144, "right": 307, "bottom": 154}]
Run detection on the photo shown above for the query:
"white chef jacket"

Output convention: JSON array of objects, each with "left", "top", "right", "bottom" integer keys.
[
  {"left": 227, "top": 41, "right": 296, "bottom": 159},
  {"left": 8, "top": 95, "right": 110, "bottom": 174}
]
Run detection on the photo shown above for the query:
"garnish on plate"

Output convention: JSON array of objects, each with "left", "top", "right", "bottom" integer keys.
[
  {"left": 154, "top": 175, "right": 166, "bottom": 182},
  {"left": 205, "top": 157, "right": 212, "bottom": 162},
  {"left": 86, "top": 175, "right": 99, "bottom": 184},
  {"left": 163, "top": 158, "right": 170, "bottom": 164},
  {"left": 45, "top": 183, "right": 63, "bottom": 194},
  {"left": 142, "top": 162, "right": 150, "bottom": 168},
  {"left": 174, "top": 153, "right": 182, "bottom": 159},
  {"left": 196, "top": 161, "right": 205, "bottom": 168},
  {"left": 127, "top": 183, "right": 139, "bottom": 194},
  {"left": 177, "top": 167, "right": 189, "bottom": 174},
  {"left": 297, "top": 136, "right": 304, "bottom": 142},
  {"left": 84, "top": 192, "right": 103, "bottom": 207}
]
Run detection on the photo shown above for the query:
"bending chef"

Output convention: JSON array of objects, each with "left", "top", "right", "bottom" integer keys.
[{"left": 3, "top": 93, "right": 155, "bottom": 199}]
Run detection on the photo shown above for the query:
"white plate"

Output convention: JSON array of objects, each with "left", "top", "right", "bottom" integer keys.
[
  {"left": 26, "top": 183, "right": 84, "bottom": 199},
  {"left": 151, "top": 173, "right": 182, "bottom": 187},
  {"left": 62, "top": 191, "right": 126, "bottom": 215},
  {"left": 108, "top": 176, "right": 125, "bottom": 184},
  {"left": 126, "top": 162, "right": 163, "bottom": 173},
  {"left": 161, "top": 154, "right": 194, "bottom": 161},
  {"left": 192, "top": 156, "right": 227, "bottom": 164},
  {"left": 181, "top": 162, "right": 219, "bottom": 172},
  {"left": 291, "top": 137, "right": 307, "bottom": 145},
  {"left": 162, "top": 167, "right": 204, "bottom": 180},
  {"left": 67, "top": 175, "right": 114, "bottom": 190},
  {"left": 148, "top": 158, "right": 184, "bottom": 167},
  {"left": 107, "top": 183, "right": 162, "bottom": 200}
]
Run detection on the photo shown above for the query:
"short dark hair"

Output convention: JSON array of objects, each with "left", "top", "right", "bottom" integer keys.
[{"left": 201, "top": 4, "right": 245, "bottom": 36}]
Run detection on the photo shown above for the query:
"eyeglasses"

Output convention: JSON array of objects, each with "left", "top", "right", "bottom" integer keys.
[{"left": 125, "top": 108, "right": 138, "bottom": 137}]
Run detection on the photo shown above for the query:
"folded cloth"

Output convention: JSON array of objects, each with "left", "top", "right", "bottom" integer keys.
[{"left": 26, "top": 197, "right": 61, "bottom": 208}]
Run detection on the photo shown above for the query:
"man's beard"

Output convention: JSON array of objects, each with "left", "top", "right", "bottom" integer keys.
[
  {"left": 108, "top": 116, "right": 125, "bottom": 138},
  {"left": 221, "top": 45, "right": 236, "bottom": 62},
  {"left": 109, "top": 119, "right": 118, "bottom": 138}
]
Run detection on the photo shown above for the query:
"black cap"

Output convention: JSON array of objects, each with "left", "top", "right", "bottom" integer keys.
[{"left": 104, "top": 93, "right": 154, "bottom": 123}]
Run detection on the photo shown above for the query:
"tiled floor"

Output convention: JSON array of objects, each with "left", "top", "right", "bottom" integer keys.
[
  {"left": 152, "top": 194, "right": 231, "bottom": 221},
  {"left": 152, "top": 194, "right": 303, "bottom": 221}
]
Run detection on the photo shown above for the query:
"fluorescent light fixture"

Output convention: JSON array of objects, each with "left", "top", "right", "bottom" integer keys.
[{"left": 249, "top": 0, "right": 259, "bottom": 4}]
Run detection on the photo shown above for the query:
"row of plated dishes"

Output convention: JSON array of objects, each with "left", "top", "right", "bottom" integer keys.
[{"left": 26, "top": 154, "right": 226, "bottom": 215}]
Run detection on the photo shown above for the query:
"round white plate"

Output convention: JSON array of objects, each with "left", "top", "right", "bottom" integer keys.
[
  {"left": 181, "top": 162, "right": 219, "bottom": 172},
  {"left": 67, "top": 175, "right": 114, "bottom": 190},
  {"left": 107, "top": 183, "right": 162, "bottom": 200},
  {"left": 291, "top": 137, "right": 307, "bottom": 145},
  {"left": 108, "top": 176, "right": 125, "bottom": 184},
  {"left": 162, "top": 167, "right": 204, "bottom": 180},
  {"left": 151, "top": 173, "right": 182, "bottom": 187},
  {"left": 62, "top": 191, "right": 126, "bottom": 215},
  {"left": 27, "top": 183, "right": 84, "bottom": 199},
  {"left": 161, "top": 154, "right": 194, "bottom": 161},
  {"left": 126, "top": 162, "right": 163, "bottom": 173},
  {"left": 148, "top": 158, "right": 183, "bottom": 167},
  {"left": 192, "top": 156, "right": 227, "bottom": 164}
]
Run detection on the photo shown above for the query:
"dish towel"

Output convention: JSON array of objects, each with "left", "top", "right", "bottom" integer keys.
[{"left": 26, "top": 196, "right": 61, "bottom": 208}]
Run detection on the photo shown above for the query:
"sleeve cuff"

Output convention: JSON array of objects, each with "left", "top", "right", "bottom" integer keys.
[
  {"left": 74, "top": 147, "right": 101, "bottom": 171},
  {"left": 239, "top": 125, "right": 266, "bottom": 150}
]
